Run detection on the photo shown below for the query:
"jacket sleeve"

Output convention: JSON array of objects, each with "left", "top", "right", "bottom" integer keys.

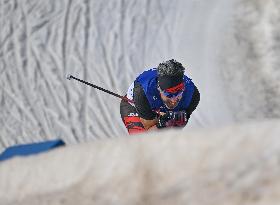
[
  {"left": 185, "top": 85, "right": 200, "bottom": 117},
  {"left": 133, "top": 82, "right": 157, "bottom": 120}
]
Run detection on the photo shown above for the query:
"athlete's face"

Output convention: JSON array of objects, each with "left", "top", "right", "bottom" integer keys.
[
  {"left": 159, "top": 92, "right": 183, "bottom": 109},
  {"left": 158, "top": 82, "right": 185, "bottom": 109}
]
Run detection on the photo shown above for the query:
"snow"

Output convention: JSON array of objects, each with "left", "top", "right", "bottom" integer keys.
[
  {"left": 1, "top": 120, "right": 280, "bottom": 205},
  {"left": 0, "top": 0, "right": 280, "bottom": 204}
]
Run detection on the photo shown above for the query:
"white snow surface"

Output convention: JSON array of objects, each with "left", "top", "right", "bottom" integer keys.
[
  {"left": 1, "top": 0, "right": 280, "bottom": 149},
  {"left": 1, "top": 0, "right": 280, "bottom": 204},
  {"left": 1, "top": 120, "right": 280, "bottom": 205}
]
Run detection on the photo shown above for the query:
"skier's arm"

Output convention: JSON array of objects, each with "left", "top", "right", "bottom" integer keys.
[
  {"left": 139, "top": 118, "right": 158, "bottom": 130},
  {"left": 133, "top": 82, "right": 159, "bottom": 130},
  {"left": 185, "top": 85, "right": 200, "bottom": 117}
]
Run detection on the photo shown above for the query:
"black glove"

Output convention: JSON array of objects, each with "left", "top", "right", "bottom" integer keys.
[
  {"left": 156, "top": 112, "right": 173, "bottom": 129},
  {"left": 156, "top": 111, "right": 189, "bottom": 129},
  {"left": 172, "top": 111, "right": 189, "bottom": 127}
]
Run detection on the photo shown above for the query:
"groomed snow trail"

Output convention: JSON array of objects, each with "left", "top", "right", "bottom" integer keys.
[{"left": 1, "top": 0, "right": 280, "bottom": 151}]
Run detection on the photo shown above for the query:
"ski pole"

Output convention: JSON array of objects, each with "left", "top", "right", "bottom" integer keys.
[{"left": 67, "top": 75, "right": 134, "bottom": 104}]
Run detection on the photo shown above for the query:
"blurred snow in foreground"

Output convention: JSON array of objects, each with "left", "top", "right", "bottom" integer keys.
[{"left": 1, "top": 120, "right": 280, "bottom": 205}]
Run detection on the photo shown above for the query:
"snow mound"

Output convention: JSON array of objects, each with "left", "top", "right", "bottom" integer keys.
[{"left": 1, "top": 120, "right": 280, "bottom": 205}]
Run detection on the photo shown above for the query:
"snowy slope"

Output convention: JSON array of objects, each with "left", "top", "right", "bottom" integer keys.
[
  {"left": 1, "top": 0, "right": 280, "bottom": 204},
  {"left": 1, "top": 0, "right": 280, "bottom": 151}
]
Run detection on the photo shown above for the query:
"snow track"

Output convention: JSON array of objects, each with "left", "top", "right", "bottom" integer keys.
[{"left": 1, "top": 0, "right": 280, "bottom": 151}]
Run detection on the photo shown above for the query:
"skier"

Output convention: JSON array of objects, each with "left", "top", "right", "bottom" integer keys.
[{"left": 120, "top": 59, "right": 200, "bottom": 134}]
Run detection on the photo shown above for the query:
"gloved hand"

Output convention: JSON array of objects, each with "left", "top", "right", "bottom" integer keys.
[
  {"left": 156, "top": 112, "right": 173, "bottom": 129},
  {"left": 156, "top": 111, "right": 189, "bottom": 129},
  {"left": 172, "top": 111, "right": 189, "bottom": 127}
]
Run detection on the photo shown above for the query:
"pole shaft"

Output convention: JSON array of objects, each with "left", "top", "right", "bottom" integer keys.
[{"left": 69, "top": 75, "right": 134, "bottom": 104}]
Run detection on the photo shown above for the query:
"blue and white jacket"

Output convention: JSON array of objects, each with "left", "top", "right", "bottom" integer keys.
[{"left": 127, "top": 68, "right": 195, "bottom": 113}]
